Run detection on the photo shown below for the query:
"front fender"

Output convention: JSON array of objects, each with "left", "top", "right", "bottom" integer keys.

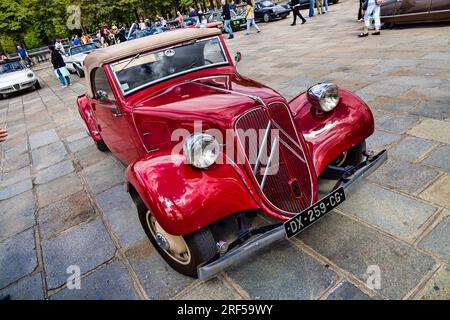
[
  {"left": 289, "top": 89, "right": 375, "bottom": 176},
  {"left": 77, "top": 94, "right": 102, "bottom": 142},
  {"left": 125, "top": 152, "right": 259, "bottom": 236}
]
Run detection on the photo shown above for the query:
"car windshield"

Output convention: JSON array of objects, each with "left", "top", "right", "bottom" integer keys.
[
  {"left": 111, "top": 36, "right": 228, "bottom": 95},
  {"left": 0, "top": 61, "right": 25, "bottom": 74},
  {"left": 259, "top": 1, "right": 274, "bottom": 7},
  {"left": 70, "top": 43, "right": 99, "bottom": 55}
]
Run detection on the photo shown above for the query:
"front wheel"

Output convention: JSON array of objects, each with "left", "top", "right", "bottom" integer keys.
[
  {"left": 137, "top": 200, "right": 217, "bottom": 278},
  {"left": 75, "top": 66, "right": 85, "bottom": 78},
  {"left": 332, "top": 141, "right": 366, "bottom": 168},
  {"left": 263, "top": 13, "right": 271, "bottom": 22},
  {"left": 34, "top": 80, "right": 41, "bottom": 90}
]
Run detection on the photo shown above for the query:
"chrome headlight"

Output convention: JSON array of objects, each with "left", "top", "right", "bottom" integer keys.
[
  {"left": 183, "top": 133, "right": 219, "bottom": 169},
  {"left": 27, "top": 72, "right": 34, "bottom": 78},
  {"left": 307, "top": 83, "right": 340, "bottom": 112}
]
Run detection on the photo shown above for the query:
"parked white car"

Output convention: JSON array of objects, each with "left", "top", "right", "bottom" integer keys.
[
  {"left": 0, "top": 60, "right": 40, "bottom": 99},
  {"left": 63, "top": 43, "right": 100, "bottom": 78}
]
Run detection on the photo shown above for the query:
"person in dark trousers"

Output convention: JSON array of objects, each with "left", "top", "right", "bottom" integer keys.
[
  {"left": 290, "top": 0, "right": 306, "bottom": 25},
  {"left": 358, "top": 0, "right": 364, "bottom": 20},
  {"left": 222, "top": 0, "right": 234, "bottom": 39},
  {"left": 49, "top": 45, "right": 71, "bottom": 87}
]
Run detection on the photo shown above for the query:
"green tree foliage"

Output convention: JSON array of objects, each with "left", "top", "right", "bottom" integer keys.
[{"left": 0, "top": 0, "right": 238, "bottom": 52}]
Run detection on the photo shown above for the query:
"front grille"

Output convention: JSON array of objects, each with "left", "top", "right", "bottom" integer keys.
[
  {"left": 13, "top": 84, "right": 20, "bottom": 91},
  {"left": 235, "top": 102, "right": 313, "bottom": 215}
]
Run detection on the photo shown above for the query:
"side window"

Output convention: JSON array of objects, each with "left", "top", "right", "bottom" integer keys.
[{"left": 92, "top": 67, "right": 115, "bottom": 101}]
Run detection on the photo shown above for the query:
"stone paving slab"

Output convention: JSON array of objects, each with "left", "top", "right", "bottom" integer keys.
[
  {"left": 0, "top": 190, "right": 36, "bottom": 242},
  {"left": 0, "top": 273, "right": 44, "bottom": 300},
  {"left": 325, "top": 280, "right": 371, "bottom": 300},
  {"left": 298, "top": 213, "right": 436, "bottom": 299},
  {"left": 338, "top": 180, "right": 437, "bottom": 239},
  {"left": 368, "top": 159, "right": 439, "bottom": 194},
  {"left": 50, "top": 260, "right": 139, "bottom": 300},
  {"left": 423, "top": 145, "right": 450, "bottom": 172},
  {"left": 41, "top": 218, "right": 116, "bottom": 289},
  {"left": 96, "top": 185, "right": 146, "bottom": 249},
  {"left": 0, "top": 228, "right": 37, "bottom": 289},
  {"left": 416, "top": 265, "right": 450, "bottom": 300},
  {"left": 226, "top": 241, "right": 337, "bottom": 300},
  {"left": 418, "top": 215, "right": 450, "bottom": 262},
  {"left": 125, "top": 240, "right": 195, "bottom": 300}
]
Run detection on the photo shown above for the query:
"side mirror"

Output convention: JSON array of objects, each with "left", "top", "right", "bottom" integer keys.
[
  {"left": 234, "top": 51, "right": 242, "bottom": 64},
  {"left": 96, "top": 89, "right": 109, "bottom": 101}
]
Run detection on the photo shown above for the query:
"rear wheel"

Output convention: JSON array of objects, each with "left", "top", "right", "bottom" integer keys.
[
  {"left": 136, "top": 197, "right": 217, "bottom": 278},
  {"left": 95, "top": 139, "right": 109, "bottom": 152}
]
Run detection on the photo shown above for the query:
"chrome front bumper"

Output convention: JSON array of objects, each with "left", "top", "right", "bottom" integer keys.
[
  {"left": 0, "top": 79, "right": 37, "bottom": 94},
  {"left": 197, "top": 149, "right": 388, "bottom": 280}
]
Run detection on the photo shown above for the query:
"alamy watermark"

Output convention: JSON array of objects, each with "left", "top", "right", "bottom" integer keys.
[
  {"left": 66, "top": 5, "right": 81, "bottom": 30},
  {"left": 66, "top": 265, "right": 81, "bottom": 290},
  {"left": 365, "top": 265, "right": 381, "bottom": 290}
]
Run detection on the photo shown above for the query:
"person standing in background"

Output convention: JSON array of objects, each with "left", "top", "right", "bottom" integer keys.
[
  {"left": 139, "top": 19, "right": 147, "bottom": 30},
  {"left": 245, "top": 0, "right": 261, "bottom": 35},
  {"left": 290, "top": 0, "right": 306, "bottom": 25},
  {"left": 309, "top": 0, "right": 315, "bottom": 17},
  {"left": 359, "top": 0, "right": 383, "bottom": 37},
  {"left": 222, "top": 0, "right": 234, "bottom": 39},
  {"left": 49, "top": 45, "right": 71, "bottom": 88},
  {"left": 55, "top": 37, "right": 65, "bottom": 55},
  {"left": 17, "top": 45, "right": 31, "bottom": 67},
  {"left": 177, "top": 11, "right": 184, "bottom": 28},
  {"left": 324, "top": 0, "right": 329, "bottom": 13},
  {"left": 316, "top": 0, "right": 325, "bottom": 14},
  {"left": 189, "top": 7, "right": 200, "bottom": 27},
  {"left": 358, "top": 0, "right": 364, "bottom": 20}
]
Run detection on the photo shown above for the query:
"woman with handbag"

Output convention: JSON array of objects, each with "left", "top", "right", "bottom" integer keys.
[
  {"left": 49, "top": 45, "right": 71, "bottom": 88},
  {"left": 359, "top": 0, "right": 383, "bottom": 37}
]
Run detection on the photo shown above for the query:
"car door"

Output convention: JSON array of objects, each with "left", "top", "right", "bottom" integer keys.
[
  {"left": 394, "top": 0, "right": 432, "bottom": 23},
  {"left": 380, "top": 0, "right": 397, "bottom": 20},
  {"left": 91, "top": 66, "right": 140, "bottom": 164},
  {"left": 429, "top": 0, "right": 450, "bottom": 20}
]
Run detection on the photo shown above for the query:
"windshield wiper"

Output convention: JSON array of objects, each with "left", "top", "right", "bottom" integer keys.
[{"left": 116, "top": 53, "right": 141, "bottom": 75}]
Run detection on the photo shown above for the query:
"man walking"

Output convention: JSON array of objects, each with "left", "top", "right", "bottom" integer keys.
[
  {"left": 309, "top": 0, "right": 315, "bottom": 17},
  {"left": 222, "top": 0, "right": 234, "bottom": 39},
  {"left": 290, "top": 0, "right": 306, "bottom": 25}
]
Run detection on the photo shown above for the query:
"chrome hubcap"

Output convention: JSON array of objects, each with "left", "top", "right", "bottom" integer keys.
[{"left": 146, "top": 211, "right": 191, "bottom": 265}]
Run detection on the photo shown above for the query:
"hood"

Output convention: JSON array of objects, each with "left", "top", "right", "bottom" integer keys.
[
  {"left": 272, "top": 5, "right": 290, "bottom": 12},
  {"left": 70, "top": 52, "right": 90, "bottom": 62},
  {"left": 131, "top": 74, "right": 282, "bottom": 151},
  {"left": 132, "top": 74, "right": 281, "bottom": 129},
  {"left": 0, "top": 69, "right": 34, "bottom": 87}
]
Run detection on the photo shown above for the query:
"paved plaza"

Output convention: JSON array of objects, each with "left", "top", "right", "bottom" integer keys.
[{"left": 0, "top": 0, "right": 449, "bottom": 300}]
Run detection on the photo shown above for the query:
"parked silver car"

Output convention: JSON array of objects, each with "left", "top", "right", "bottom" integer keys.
[
  {"left": 0, "top": 60, "right": 40, "bottom": 99},
  {"left": 63, "top": 43, "right": 100, "bottom": 78}
]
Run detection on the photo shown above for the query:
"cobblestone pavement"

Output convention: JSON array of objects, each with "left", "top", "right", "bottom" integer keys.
[{"left": 1, "top": 0, "right": 449, "bottom": 300}]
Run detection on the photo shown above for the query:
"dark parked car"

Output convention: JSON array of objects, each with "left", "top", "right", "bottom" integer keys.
[
  {"left": 381, "top": 0, "right": 450, "bottom": 26},
  {"left": 288, "top": 0, "right": 339, "bottom": 9},
  {"left": 255, "top": 0, "right": 291, "bottom": 22}
]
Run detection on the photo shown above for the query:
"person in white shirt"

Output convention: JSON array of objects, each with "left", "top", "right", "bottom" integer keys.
[
  {"left": 139, "top": 19, "right": 147, "bottom": 30},
  {"left": 55, "top": 37, "right": 65, "bottom": 55}
]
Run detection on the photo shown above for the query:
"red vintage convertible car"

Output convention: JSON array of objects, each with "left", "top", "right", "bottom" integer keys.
[{"left": 79, "top": 28, "right": 387, "bottom": 279}]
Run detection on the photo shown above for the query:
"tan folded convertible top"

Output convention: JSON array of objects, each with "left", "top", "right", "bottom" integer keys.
[{"left": 84, "top": 28, "right": 222, "bottom": 97}]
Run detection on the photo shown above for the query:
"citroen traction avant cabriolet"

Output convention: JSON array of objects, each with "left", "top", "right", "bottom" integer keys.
[{"left": 78, "top": 28, "right": 387, "bottom": 279}]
